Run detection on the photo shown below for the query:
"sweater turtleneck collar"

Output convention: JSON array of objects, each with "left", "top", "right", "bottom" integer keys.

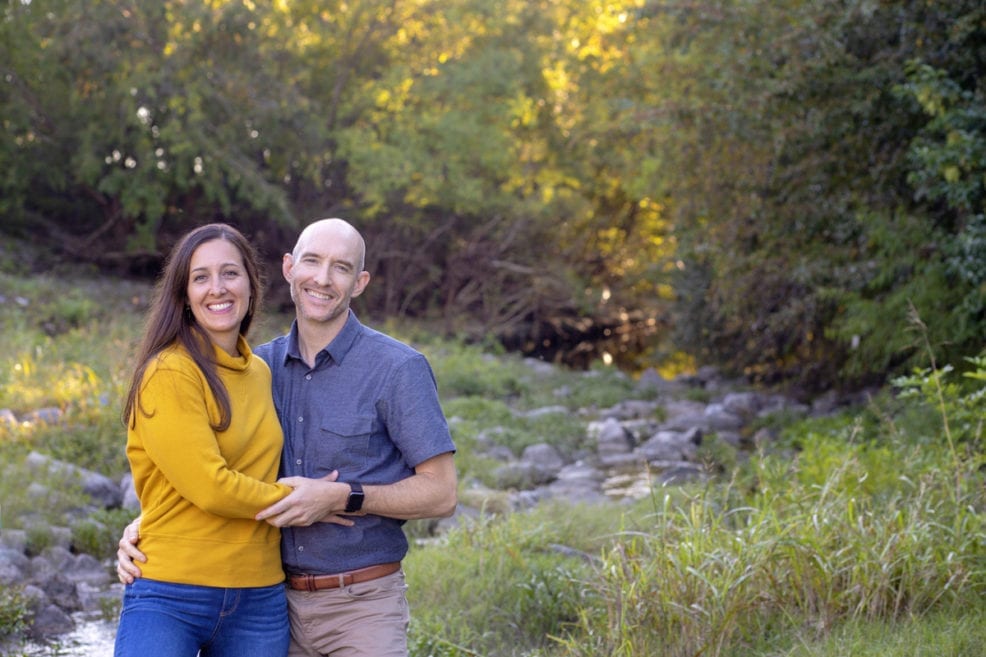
[{"left": 212, "top": 334, "right": 252, "bottom": 372}]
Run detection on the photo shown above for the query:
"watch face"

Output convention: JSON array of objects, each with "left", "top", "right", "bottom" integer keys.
[{"left": 346, "top": 484, "right": 364, "bottom": 513}]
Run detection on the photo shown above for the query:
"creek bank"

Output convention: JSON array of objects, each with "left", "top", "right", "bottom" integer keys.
[
  {"left": 0, "top": 449, "right": 132, "bottom": 650},
  {"left": 451, "top": 362, "right": 867, "bottom": 518},
  {"left": 1, "top": 361, "right": 869, "bottom": 648}
]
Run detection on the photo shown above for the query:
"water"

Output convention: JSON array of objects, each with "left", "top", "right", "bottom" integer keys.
[{"left": 22, "top": 613, "right": 117, "bottom": 657}]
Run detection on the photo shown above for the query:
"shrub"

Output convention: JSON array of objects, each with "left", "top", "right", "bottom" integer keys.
[
  {"left": 23, "top": 525, "right": 56, "bottom": 558},
  {"left": 0, "top": 586, "right": 31, "bottom": 642},
  {"left": 71, "top": 508, "right": 136, "bottom": 561}
]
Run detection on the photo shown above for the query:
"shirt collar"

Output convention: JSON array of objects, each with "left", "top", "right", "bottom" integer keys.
[{"left": 284, "top": 311, "right": 362, "bottom": 366}]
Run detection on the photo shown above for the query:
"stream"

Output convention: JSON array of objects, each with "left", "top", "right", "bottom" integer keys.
[{"left": 23, "top": 612, "right": 117, "bottom": 657}]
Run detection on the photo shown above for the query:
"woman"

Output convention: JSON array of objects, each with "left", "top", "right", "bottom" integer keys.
[{"left": 114, "top": 223, "right": 291, "bottom": 657}]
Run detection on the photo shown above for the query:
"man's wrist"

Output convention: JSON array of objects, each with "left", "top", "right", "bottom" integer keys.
[{"left": 344, "top": 482, "right": 364, "bottom": 513}]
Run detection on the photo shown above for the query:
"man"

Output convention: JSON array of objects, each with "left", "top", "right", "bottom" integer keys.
[{"left": 118, "top": 218, "right": 458, "bottom": 657}]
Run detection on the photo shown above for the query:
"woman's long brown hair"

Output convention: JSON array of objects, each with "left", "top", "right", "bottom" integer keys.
[{"left": 122, "top": 223, "right": 265, "bottom": 432}]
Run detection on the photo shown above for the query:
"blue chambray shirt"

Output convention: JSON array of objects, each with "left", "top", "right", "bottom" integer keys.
[{"left": 254, "top": 311, "right": 455, "bottom": 575}]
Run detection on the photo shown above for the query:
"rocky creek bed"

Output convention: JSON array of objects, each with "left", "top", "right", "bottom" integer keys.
[{"left": 1, "top": 362, "right": 866, "bottom": 655}]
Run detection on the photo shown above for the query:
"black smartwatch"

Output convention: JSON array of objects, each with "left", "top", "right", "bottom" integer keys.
[{"left": 344, "top": 482, "right": 364, "bottom": 513}]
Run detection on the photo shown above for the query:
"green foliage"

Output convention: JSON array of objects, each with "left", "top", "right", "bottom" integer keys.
[
  {"left": 426, "top": 337, "right": 647, "bottom": 414},
  {"left": 664, "top": 0, "right": 986, "bottom": 388},
  {"left": 4, "top": 0, "right": 982, "bottom": 386},
  {"left": 899, "top": 59, "right": 986, "bottom": 214},
  {"left": 0, "top": 446, "right": 93, "bottom": 530},
  {"left": 24, "top": 525, "right": 55, "bottom": 557},
  {"left": 430, "top": 342, "right": 528, "bottom": 401},
  {"left": 71, "top": 508, "right": 136, "bottom": 561},
  {"left": 0, "top": 270, "right": 140, "bottom": 477},
  {"left": 406, "top": 350, "right": 986, "bottom": 657},
  {"left": 0, "top": 0, "right": 301, "bottom": 257},
  {"left": 771, "top": 609, "right": 986, "bottom": 657},
  {"left": 555, "top": 459, "right": 983, "bottom": 657},
  {"left": 0, "top": 587, "right": 32, "bottom": 642},
  {"left": 406, "top": 504, "right": 608, "bottom": 657}
]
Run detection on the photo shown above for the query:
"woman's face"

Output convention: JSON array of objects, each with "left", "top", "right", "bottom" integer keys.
[{"left": 186, "top": 238, "right": 252, "bottom": 355}]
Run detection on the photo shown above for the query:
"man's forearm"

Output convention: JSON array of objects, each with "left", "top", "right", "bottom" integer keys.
[{"left": 362, "top": 452, "right": 457, "bottom": 520}]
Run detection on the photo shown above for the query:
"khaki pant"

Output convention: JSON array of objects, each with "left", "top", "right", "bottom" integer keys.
[{"left": 286, "top": 569, "right": 410, "bottom": 657}]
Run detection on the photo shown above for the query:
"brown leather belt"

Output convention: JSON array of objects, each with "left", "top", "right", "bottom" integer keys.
[{"left": 286, "top": 562, "right": 401, "bottom": 592}]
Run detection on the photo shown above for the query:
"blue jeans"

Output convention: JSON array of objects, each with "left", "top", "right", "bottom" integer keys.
[{"left": 114, "top": 578, "right": 289, "bottom": 657}]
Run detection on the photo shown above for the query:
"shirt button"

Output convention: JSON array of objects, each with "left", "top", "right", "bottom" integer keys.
[
  {"left": 298, "top": 546, "right": 304, "bottom": 552},
  {"left": 295, "top": 459, "right": 302, "bottom": 466},
  {"left": 298, "top": 416, "right": 304, "bottom": 423},
  {"left": 305, "top": 374, "right": 312, "bottom": 381}
]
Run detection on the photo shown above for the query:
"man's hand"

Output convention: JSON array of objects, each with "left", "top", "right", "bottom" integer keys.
[
  {"left": 255, "top": 470, "right": 354, "bottom": 528},
  {"left": 116, "top": 517, "right": 144, "bottom": 584}
]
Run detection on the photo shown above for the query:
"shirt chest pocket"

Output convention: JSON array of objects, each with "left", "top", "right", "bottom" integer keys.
[{"left": 315, "top": 416, "right": 375, "bottom": 475}]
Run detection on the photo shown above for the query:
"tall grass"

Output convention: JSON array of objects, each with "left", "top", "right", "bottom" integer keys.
[
  {"left": 0, "top": 272, "right": 146, "bottom": 477},
  {"left": 407, "top": 359, "right": 986, "bottom": 657},
  {"left": 554, "top": 453, "right": 982, "bottom": 656}
]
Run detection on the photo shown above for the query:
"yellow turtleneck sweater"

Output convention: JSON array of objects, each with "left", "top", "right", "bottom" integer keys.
[{"left": 126, "top": 336, "right": 290, "bottom": 588}]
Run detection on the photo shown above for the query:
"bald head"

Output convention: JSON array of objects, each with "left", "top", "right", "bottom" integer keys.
[{"left": 293, "top": 218, "right": 366, "bottom": 272}]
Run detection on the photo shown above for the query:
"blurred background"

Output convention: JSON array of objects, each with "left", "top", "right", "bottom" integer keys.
[{"left": 2, "top": 0, "right": 984, "bottom": 389}]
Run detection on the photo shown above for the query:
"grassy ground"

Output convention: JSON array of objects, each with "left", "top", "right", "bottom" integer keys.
[{"left": 1, "top": 242, "right": 983, "bottom": 656}]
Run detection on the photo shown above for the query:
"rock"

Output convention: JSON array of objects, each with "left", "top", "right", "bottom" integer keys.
[
  {"left": 516, "top": 405, "right": 568, "bottom": 419},
  {"left": 589, "top": 417, "right": 635, "bottom": 466},
  {"left": 659, "top": 399, "right": 710, "bottom": 432},
  {"left": 29, "top": 555, "right": 58, "bottom": 582},
  {"left": 474, "top": 426, "right": 509, "bottom": 448},
  {"left": 25, "top": 451, "right": 121, "bottom": 509},
  {"left": 22, "top": 407, "right": 63, "bottom": 426},
  {"left": 619, "top": 419, "right": 663, "bottom": 449},
  {"left": 522, "top": 357, "right": 558, "bottom": 376},
  {"left": 21, "top": 584, "right": 48, "bottom": 613},
  {"left": 757, "top": 397, "right": 809, "bottom": 418},
  {"left": 545, "top": 463, "right": 608, "bottom": 504},
  {"left": 521, "top": 443, "right": 565, "bottom": 475},
  {"left": 657, "top": 463, "right": 706, "bottom": 485},
  {"left": 637, "top": 368, "right": 688, "bottom": 395},
  {"left": 510, "top": 488, "right": 555, "bottom": 510},
  {"left": 811, "top": 390, "right": 842, "bottom": 415},
  {"left": 637, "top": 430, "right": 699, "bottom": 462},
  {"left": 752, "top": 427, "right": 780, "bottom": 447},
  {"left": 1, "top": 529, "right": 28, "bottom": 552},
  {"left": 37, "top": 573, "right": 81, "bottom": 613},
  {"left": 493, "top": 461, "right": 552, "bottom": 490},
  {"left": 0, "top": 408, "right": 18, "bottom": 429},
  {"left": 81, "top": 470, "right": 123, "bottom": 509},
  {"left": 721, "top": 391, "right": 762, "bottom": 417},
  {"left": 26, "top": 481, "right": 50, "bottom": 502},
  {"left": 49, "top": 528, "right": 75, "bottom": 551},
  {"left": 0, "top": 548, "right": 29, "bottom": 585},
  {"left": 77, "top": 581, "right": 123, "bottom": 614},
  {"left": 29, "top": 603, "right": 75, "bottom": 639},
  {"left": 496, "top": 441, "right": 599, "bottom": 497},
  {"left": 64, "top": 553, "right": 108, "bottom": 586},
  {"left": 702, "top": 404, "right": 744, "bottom": 432},
  {"left": 599, "top": 399, "right": 661, "bottom": 421},
  {"left": 483, "top": 444, "right": 515, "bottom": 462},
  {"left": 121, "top": 474, "right": 140, "bottom": 511},
  {"left": 717, "top": 430, "right": 745, "bottom": 448}
]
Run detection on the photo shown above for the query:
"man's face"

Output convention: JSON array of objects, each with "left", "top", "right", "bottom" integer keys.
[{"left": 283, "top": 227, "right": 369, "bottom": 326}]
